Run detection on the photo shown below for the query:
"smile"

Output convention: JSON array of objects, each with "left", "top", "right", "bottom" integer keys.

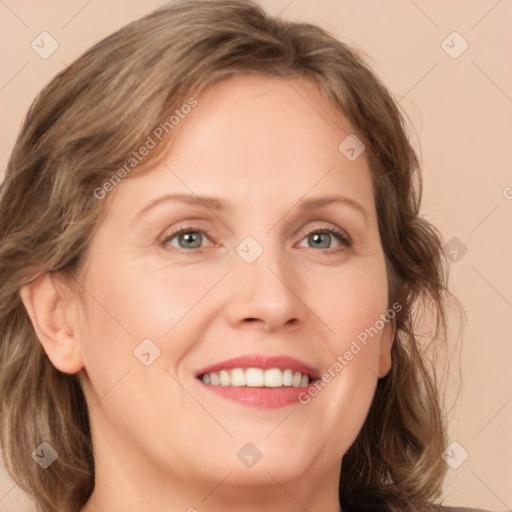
[
  {"left": 199, "top": 367, "right": 312, "bottom": 388},
  {"left": 194, "top": 355, "right": 319, "bottom": 408}
]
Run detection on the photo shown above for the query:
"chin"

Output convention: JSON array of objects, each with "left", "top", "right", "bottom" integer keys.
[{"left": 200, "top": 433, "right": 320, "bottom": 483}]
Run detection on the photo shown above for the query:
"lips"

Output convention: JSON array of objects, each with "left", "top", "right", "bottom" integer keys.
[
  {"left": 195, "top": 355, "right": 318, "bottom": 379},
  {"left": 195, "top": 354, "right": 319, "bottom": 381},
  {"left": 194, "top": 354, "right": 319, "bottom": 408}
]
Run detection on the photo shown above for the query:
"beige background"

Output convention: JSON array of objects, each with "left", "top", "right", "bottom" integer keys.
[{"left": 1, "top": 1, "right": 511, "bottom": 511}]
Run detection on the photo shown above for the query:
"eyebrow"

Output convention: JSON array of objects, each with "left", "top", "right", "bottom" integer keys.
[
  {"left": 300, "top": 195, "right": 369, "bottom": 222},
  {"left": 136, "top": 193, "right": 369, "bottom": 222},
  {"left": 136, "top": 193, "right": 229, "bottom": 218}
]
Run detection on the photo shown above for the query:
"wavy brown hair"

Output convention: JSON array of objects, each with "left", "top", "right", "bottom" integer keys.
[{"left": 0, "top": 1, "right": 464, "bottom": 511}]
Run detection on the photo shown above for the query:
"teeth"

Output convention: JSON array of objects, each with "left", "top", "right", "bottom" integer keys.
[
  {"left": 292, "top": 370, "right": 302, "bottom": 387},
  {"left": 219, "top": 370, "right": 230, "bottom": 386},
  {"left": 264, "top": 368, "right": 282, "bottom": 387},
  {"left": 230, "top": 368, "right": 246, "bottom": 386},
  {"left": 246, "top": 368, "right": 264, "bottom": 387},
  {"left": 210, "top": 372, "right": 220, "bottom": 386},
  {"left": 282, "top": 369, "right": 293, "bottom": 386},
  {"left": 200, "top": 368, "right": 311, "bottom": 388}
]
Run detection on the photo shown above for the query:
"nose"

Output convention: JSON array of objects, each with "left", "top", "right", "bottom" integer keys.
[{"left": 224, "top": 244, "right": 305, "bottom": 333}]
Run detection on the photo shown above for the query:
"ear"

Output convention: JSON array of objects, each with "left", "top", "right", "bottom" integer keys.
[
  {"left": 19, "top": 273, "right": 84, "bottom": 374},
  {"left": 378, "top": 320, "right": 395, "bottom": 378}
]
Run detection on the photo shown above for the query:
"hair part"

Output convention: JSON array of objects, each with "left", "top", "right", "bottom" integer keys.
[{"left": 0, "top": 1, "right": 464, "bottom": 511}]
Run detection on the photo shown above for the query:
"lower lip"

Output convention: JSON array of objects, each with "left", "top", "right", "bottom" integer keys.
[{"left": 199, "top": 381, "right": 316, "bottom": 408}]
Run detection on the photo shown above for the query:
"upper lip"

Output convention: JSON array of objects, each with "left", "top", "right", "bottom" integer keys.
[{"left": 195, "top": 354, "right": 319, "bottom": 380}]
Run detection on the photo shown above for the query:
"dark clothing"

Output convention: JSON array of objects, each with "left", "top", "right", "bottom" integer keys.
[{"left": 342, "top": 505, "right": 492, "bottom": 512}]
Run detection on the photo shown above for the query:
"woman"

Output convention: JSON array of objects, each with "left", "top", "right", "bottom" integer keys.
[{"left": 0, "top": 1, "right": 488, "bottom": 511}]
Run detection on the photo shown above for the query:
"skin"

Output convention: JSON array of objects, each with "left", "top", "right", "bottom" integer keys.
[{"left": 21, "top": 74, "right": 394, "bottom": 512}]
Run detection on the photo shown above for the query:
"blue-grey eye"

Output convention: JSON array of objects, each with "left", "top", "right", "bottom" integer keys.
[
  {"left": 164, "top": 230, "right": 205, "bottom": 249},
  {"left": 308, "top": 232, "right": 332, "bottom": 249}
]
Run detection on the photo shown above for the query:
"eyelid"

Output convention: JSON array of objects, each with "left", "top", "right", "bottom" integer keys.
[
  {"left": 160, "top": 225, "right": 214, "bottom": 250},
  {"left": 161, "top": 221, "right": 353, "bottom": 253},
  {"left": 294, "top": 224, "right": 353, "bottom": 253}
]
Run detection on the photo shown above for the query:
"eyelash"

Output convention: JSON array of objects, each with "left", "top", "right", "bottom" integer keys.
[{"left": 161, "top": 225, "right": 353, "bottom": 255}]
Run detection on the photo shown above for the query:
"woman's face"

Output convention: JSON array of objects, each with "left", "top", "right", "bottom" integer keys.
[{"left": 71, "top": 74, "right": 394, "bottom": 503}]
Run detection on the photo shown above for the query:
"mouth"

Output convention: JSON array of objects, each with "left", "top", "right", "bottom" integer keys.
[
  {"left": 194, "top": 355, "right": 319, "bottom": 408},
  {"left": 198, "top": 367, "right": 313, "bottom": 388}
]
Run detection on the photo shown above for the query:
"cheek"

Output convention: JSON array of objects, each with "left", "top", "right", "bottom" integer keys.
[
  {"left": 317, "top": 260, "right": 390, "bottom": 342},
  {"left": 76, "top": 257, "right": 218, "bottom": 378},
  {"left": 305, "top": 260, "right": 389, "bottom": 417},
  {"left": 80, "top": 256, "right": 208, "bottom": 334}
]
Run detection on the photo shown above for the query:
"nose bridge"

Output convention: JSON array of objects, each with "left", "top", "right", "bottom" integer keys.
[
  {"left": 235, "top": 232, "right": 287, "bottom": 291},
  {"left": 228, "top": 232, "right": 302, "bottom": 330}
]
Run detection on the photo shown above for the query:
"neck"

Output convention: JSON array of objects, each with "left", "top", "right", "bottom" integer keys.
[
  {"left": 81, "top": 439, "right": 344, "bottom": 512},
  {"left": 80, "top": 400, "right": 345, "bottom": 512}
]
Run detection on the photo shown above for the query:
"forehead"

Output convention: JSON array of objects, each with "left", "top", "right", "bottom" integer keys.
[
  {"left": 104, "top": 73, "right": 375, "bottom": 226},
  {"left": 175, "top": 73, "right": 354, "bottom": 159}
]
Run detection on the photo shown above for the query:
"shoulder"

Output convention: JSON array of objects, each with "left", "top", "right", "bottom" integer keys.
[
  {"left": 434, "top": 507, "right": 493, "bottom": 512},
  {"left": 342, "top": 501, "right": 493, "bottom": 512},
  {"left": 367, "top": 506, "right": 494, "bottom": 512}
]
